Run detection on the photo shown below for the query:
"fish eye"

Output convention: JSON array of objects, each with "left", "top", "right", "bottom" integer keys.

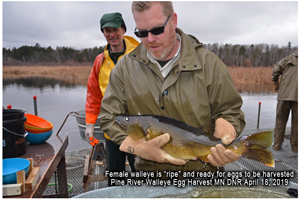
[{"left": 125, "top": 117, "right": 129, "bottom": 121}]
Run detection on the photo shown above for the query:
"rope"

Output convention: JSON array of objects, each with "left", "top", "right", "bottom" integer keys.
[
  {"left": 47, "top": 183, "right": 73, "bottom": 192},
  {"left": 56, "top": 111, "right": 80, "bottom": 135}
]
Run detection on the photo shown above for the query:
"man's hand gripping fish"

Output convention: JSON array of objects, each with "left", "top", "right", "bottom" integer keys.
[{"left": 116, "top": 115, "right": 275, "bottom": 167}]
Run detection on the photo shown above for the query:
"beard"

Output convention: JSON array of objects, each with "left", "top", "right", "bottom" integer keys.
[{"left": 145, "top": 27, "right": 177, "bottom": 61}]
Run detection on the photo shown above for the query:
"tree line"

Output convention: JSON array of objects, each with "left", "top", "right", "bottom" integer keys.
[
  {"left": 206, "top": 42, "right": 297, "bottom": 67},
  {"left": 3, "top": 43, "right": 105, "bottom": 65},
  {"left": 3, "top": 42, "right": 297, "bottom": 66}
]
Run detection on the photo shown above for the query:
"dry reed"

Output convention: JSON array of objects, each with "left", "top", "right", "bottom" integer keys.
[
  {"left": 3, "top": 65, "right": 93, "bottom": 85},
  {"left": 3, "top": 65, "right": 274, "bottom": 86},
  {"left": 228, "top": 66, "right": 273, "bottom": 85}
]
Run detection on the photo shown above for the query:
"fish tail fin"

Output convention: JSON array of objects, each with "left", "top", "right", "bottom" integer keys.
[
  {"left": 241, "top": 131, "right": 274, "bottom": 148},
  {"left": 232, "top": 131, "right": 275, "bottom": 167},
  {"left": 127, "top": 125, "right": 146, "bottom": 140},
  {"left": 241, "top": 147, "right": 275, "bottom": 167}
]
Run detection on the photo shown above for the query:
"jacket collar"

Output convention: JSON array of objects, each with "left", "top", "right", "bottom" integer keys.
[{"left": 104, "top": 35, "right": 139, "bottom": 55}]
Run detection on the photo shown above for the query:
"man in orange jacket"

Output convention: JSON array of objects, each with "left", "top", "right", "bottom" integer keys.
[{"left": 85, "top": 12, "right": 139, "bottom": 185}]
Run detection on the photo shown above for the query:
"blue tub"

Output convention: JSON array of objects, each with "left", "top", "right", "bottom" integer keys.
[{"left": 3, "top": 158, "right": 30, "bottom": 184}]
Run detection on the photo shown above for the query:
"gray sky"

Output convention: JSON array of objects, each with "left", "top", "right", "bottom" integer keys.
[{"left": 2, "top": 1, "right": 298, "bottom": 50}]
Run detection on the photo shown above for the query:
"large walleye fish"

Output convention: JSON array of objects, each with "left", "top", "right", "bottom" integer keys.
[{"left": 116, "top": 115, "right": 275, "bottom": 167}]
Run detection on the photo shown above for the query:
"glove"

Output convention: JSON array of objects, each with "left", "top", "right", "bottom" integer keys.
[
  {"left": 214, "top": 118, "right": 236, "bottom": 145},
  {"left": 208, "top": 118, "right": 240, "bottom": 167},
  {"left": 120, "top": 133, "right": 187, "bottom": 165},
  {"left": 273, "top": 81, "right": 279, "bottom": 93},
  {"left": 85, "top": 124, "right": 98, "bottom": 146}
]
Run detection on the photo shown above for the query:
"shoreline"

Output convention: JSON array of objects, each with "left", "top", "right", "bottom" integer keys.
[{"left": 3, "top": 65, "right": 274, "bottom": 87}]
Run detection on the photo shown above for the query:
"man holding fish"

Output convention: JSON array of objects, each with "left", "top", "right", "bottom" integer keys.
[{"left": 100, "top": 2, "right": 246, "bottom": 173}]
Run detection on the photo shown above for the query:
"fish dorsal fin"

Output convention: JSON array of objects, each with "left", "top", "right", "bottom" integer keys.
[
  {"left": 192, "top": 125, "right": 206, "bottom": 136},
  {"left": 157, "top": 116, "right": 207, "bottom": 136}
]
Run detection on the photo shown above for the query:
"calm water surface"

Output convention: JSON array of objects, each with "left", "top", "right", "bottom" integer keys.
[{"left": 2, "top": 77, "right": 291, "bottom": 152}]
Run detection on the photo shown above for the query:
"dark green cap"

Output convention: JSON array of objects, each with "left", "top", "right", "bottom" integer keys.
[{"left": 100, "top": 12, "right": 127, "bottom": 33}]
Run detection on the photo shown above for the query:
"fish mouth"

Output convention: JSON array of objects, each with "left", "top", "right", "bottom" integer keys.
[{"left": 115, "top": 116, "right": 128, "bottom": 131}]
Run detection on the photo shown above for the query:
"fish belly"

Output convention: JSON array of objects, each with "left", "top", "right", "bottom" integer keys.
[{"left": 162, "top": 142, "right": 211, "bottom": 160}]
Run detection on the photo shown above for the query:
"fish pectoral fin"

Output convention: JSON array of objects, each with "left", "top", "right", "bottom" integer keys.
[{"left": 198, "top": 155, "right": 210, "bottom": 163}]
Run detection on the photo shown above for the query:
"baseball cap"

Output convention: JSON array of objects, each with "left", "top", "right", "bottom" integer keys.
[{"left": 100, "top": 12, "right": 127, "bottom": 33}]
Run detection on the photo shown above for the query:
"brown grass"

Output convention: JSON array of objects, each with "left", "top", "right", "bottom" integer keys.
[
  {"left": 3, "top": 65, "right": 93, "bottom": 86},
  {"left": 3, "top": 65, "right": 274, "bottom": 86},
  {"left": 228, "top": 66, "right": 273, "bottom": 85}
]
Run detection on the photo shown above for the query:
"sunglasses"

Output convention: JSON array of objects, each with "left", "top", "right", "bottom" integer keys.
[{"left": 134, "top": 15, "right": 171, "bottom": 38}]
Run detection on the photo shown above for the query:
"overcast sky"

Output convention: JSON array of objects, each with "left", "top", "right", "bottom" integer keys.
[{"left": 2, "top": 1, "right": 298, "bottom": 50}]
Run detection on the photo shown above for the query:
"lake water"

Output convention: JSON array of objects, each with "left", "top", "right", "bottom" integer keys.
[{"left": 2, "top": 77, "right": 291, "bottom": 152}]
